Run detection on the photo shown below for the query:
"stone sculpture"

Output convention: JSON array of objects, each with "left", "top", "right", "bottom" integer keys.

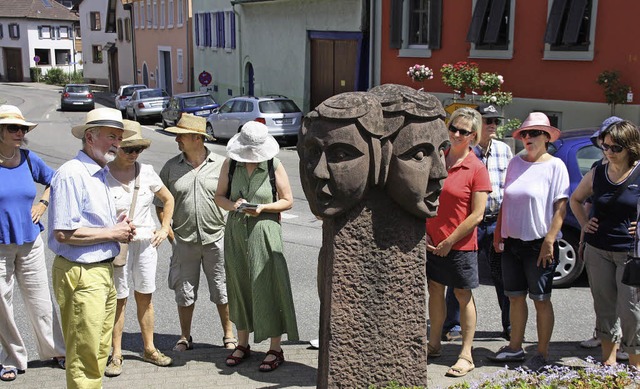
[{"left": 298, "top": 85, "right": 448, "bottom": 388}]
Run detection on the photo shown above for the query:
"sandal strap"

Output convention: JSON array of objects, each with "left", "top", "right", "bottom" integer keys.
[
  {"left": 265, "top": 349, "right": 284, "bottom": 359},
  {"left": 236, "top": 344, "right": 250, "bottom": 353},
  {"left": 457, "top": 354, "right": 474, "bottom": 365}
]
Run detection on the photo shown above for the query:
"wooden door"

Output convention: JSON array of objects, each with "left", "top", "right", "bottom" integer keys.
[
  {"left": 310, "top": 38, "right": 358, "bottom": 110},
  {"left": 5, "top": 48, "right": 23, "bottom": 82}
]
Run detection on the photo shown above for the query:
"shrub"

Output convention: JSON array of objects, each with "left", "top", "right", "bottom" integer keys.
[
  {"left": 440, "top": 61, "right": 480, "bottom": 99},
  {"left": 597, "top": 70, "right": 631, "bottom": 115},
  {"left": 29, "top": 67, "right": 42, "bottom": 82},
  {"left": 44, "top": 67, "right": 66, "bottom": 85}
]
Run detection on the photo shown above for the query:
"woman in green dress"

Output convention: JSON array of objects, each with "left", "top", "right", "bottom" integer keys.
[{"left": 214, "top": 121, "right": 299, "bottom": 372}]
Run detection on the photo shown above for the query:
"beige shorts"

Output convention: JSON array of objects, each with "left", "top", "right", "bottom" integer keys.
[{"left": 113, "top": 239, "right": 157, "bottom": 299}]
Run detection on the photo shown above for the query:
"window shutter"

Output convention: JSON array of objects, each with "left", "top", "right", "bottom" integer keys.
[
  {"left": 484, "top": 0, "right": 507, "bottom": 43},
  {"left": 562, "top": 0, "right": 588, "bottom": 44},
  {"left": 205, "top": 13, "right": 210, "bottom": 47},
  {"left": 544, "top": 0, "right": 567, "bottom": 44},
  {"left": 389, "top": 0, "right": 403, "bottom": 49},
  {"left": 38, "top": 26, "right": 42, "bottom": 39},
  {"left": 194, "top": 13, "right": 199, "bottom": 46},
  {"left": 230, "top": 12, "right": 236, "bottom": 49},
  {"left": 428, "top": 0, "right": 443, "bottom": 49},
  {"left": 466, "top": 0, "right": 489, "bottom": 43},
  {"left": 220, "top": 12, "right": 225, "bottom": 48}
]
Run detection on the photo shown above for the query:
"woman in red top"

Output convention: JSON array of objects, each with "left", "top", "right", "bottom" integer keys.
[{"left": 426, "top": 107, "right": 491, "bottom": 377}]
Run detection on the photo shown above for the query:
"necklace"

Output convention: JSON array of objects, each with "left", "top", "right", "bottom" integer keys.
[{"left": 0, "top": 147, "right": 16, "bottom": 163}]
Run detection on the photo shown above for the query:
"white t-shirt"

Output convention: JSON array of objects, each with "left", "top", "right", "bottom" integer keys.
[
  {"left": 500, "top": 155, "right": 570, "bottom": 241},
  {"left": 107, "top": 163, "right": 164, "bottom": 240}
]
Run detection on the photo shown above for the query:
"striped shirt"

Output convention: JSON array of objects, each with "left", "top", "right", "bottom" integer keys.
[
  {"left": 473, "top": 139, "right": 513, "bottom": 215},
  {"left": 48, "top": 150, "right": 119, "bottom": 263}
]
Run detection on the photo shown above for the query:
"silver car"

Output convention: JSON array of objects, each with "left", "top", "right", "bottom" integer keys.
[
  {"left": 206, "top": 95, "right": 302, "bottom": 141},
  {"left": 114, "top": 84, "right": 147, "bottom": 112},
  {"left": 125, "top": 88, "right": 169, "bottom": 123}
]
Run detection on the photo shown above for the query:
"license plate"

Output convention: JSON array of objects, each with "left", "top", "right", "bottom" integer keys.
[
  {"left": 195, "top": 109, "right": 210, "bottom": 116},
  {"left": 279, "top": 118, "right": 293, "bottom": 124},
  {"left": 73, "top": 102, "right": 83, "bottom": 105}
]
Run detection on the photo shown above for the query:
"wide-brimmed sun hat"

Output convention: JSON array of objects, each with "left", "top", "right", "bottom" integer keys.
[
  {"left": 590, "top": 116, "right": 624, "bottom": 147},
  {"left": 226, "top": 121, "right": 279, "bottom": 163},
  {"left": 71, "top": 107, "right": 132, "bottom": 139},
  {"left": 512, "top": 112, "right": 561, "bottom": 142},
  {"left": 120, "top": 119, "right": 151, "bottom": 148},
  {"left": 164, "top": 113, "right": 212, "bottom": 140},
  {"left": 0, "top": 105, "right": 38, "bottom": 130}
]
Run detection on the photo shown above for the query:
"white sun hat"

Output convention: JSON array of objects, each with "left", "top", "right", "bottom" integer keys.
[{"left": 226, "top": 121, "right": 280, "bottom": 163}]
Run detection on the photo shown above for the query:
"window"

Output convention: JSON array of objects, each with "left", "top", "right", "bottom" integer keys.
[
  {"left": 92, "top": 45, "right": 103, "bottom": 63},
  {"left": 90, "top": 12, "right": 101, "bottom": 31},
  {"left": 160, "top": 0, "right": 165, "bottom": 28},
  {"left": 177, "top": 49, "right": 183, "bottom": 82},
  {"left": 75, "top": 25, "right": 81, "bottom": 38},
  {"left": 216, "top": 12, "right": 225, "bottom": 48},
  {"left": 177, "top": 0, "right": 184, "bottom": 26},
  {"left": 544, "top": 0, "right": 597, "bottom": 60},
  {"left": 34, "top": 49, "right": 51, "bottom": 65},
  {"left": 38, "top": 25, "right": 52, "bottom": 39},
  {"left": 59, "top": 26, "right": 69, "bottom": 39},
  {"left": 168, "top": 0, "right": 174, "bottom": 27},
  {"left": 0, "top": 24, "right": 3, "bottom": 39},
  {"left": 467, "top": 0, "right": 516, "bottom": 58},
  {"left": 147, "top": 0, "right": 152, "bottom": 28},
  {"left": 153, "top": 0, "right": 158, "bottom": 28},
  {"left": 125, "top": 18, "right": 131, "bottom": 41},
  {"left": 116, "top": 18, "right": 123, "bottom": 41},
  {"left": 226, "top": 11, "right": 236, "bottom": 49},
  {"left": 8, "top": 23, "right": 19, "bottom": 39},
  {"left": 134, "top": 1, "right": 139, "bottom": 28},
  {"left": 55, "top": 49, "right": 71, "bottom": 65},
  {"left": 390, "top": 0, "right": 442, "bottom": 58}
]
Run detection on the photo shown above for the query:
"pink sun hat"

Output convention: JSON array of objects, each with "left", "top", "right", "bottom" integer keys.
[{"left": 512, "top": 112, "right": 561, "bottom": 142}]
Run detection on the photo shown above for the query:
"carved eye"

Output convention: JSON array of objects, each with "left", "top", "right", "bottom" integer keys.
[
  {"left": 326, "top": 145, "right": 363, "bottom": 163},
  {"left": 399, "top": 144, "right": 434, "bottom": 162}
]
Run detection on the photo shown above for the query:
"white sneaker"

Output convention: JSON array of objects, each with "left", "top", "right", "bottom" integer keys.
[
  {"left": 617, "top": 350, "right": 629, "bottom": 361},
  {"left": 580, "top": 336, "right": 601, "bottom": 348},
  {"left": 309, "top": 339, "right": 319, "bottom": 349}
]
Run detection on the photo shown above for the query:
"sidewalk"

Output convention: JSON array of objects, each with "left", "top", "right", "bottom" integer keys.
[{"left": 13, "top": 337, "right": 606, "bottom": 388}]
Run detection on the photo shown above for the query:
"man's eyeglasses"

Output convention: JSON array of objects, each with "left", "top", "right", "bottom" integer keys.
[
  {"left": 519, "top": 129, "right": 546, "bottom": 139},
  {"left": 5, "top": 124, "right": 30, "bottom": 134},
  {"left": 448, "top": 124, "right": 474, "bottom": 137},
  {"left": 121, "top": 147, "right": 146, "bottom": 154},
  {"left": 484, "top": 118, "right": 501, "bottom": 126},
  {"left": 601, "top": 143, "right": 624, "bottom": 153}
]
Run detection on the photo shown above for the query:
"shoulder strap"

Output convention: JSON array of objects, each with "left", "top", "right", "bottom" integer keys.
[
  {"left": 21, "top": 149, "right": 33, "bottom": 178},
  {"left": 128, "top": 162, "right": 141, "bottom": 218},
  {"left": 225, "top": 159, "right": 237, "bottom": 199},
  {"left": 268, "top": 158, "right": 277, "bottom": 202}
]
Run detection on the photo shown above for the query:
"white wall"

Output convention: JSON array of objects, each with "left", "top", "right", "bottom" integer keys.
[
  {"left": 115, "top": 1, "right": 135, "bottom": 86},
  {"left": 79, "top": 0, "right": 116, "bottom": 84}
]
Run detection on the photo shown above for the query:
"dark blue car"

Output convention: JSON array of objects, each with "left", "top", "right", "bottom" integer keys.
[
  {"left": 547, "top": 128, "right": 602, "bottom": 286},
  {"left": 161, "top": 92, "right": 220, "bottom": 128}
]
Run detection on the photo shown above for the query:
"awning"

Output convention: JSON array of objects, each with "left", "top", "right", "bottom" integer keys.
[{"left": 102, "top": 42, "right": 116, "bottom": 52}]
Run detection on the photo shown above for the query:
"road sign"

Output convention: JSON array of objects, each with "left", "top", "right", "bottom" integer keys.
[
  {"left": 198, "top": 71, "right": 212, "bottom": 86},
  {"left": 33, "top": 55, "right": 40, "bottom": 64}
]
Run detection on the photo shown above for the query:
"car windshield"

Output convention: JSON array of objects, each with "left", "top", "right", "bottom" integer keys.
[
  {"left": 123, "top": 86, "right": 145, "bottom": 96},
  {"left": 259, "top": 99, "right": 300, "bottom": 114},
  {"left": 139, "top": 90, "right": 168, "bottom": 99},
  {"left": 183, "top": 95, "right": 215, "bottom": 108},
  {"left": 66, "top": 86, "right": 90, "bottom": 93}
]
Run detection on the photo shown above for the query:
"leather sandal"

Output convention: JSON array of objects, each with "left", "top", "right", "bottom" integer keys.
[
  {"left": 223, "top": 336, "right": 238, "bottom": 350},
  {"left": 445, "top": 354, "right": 475, "bottom": 377},
  {"left": 173, "top": 336, "right": 193, "bottom": 352},
  {"left": 226, "top": 344, "right": 251, "bottom": 367},
  {"left": 259, "top": 349, "right": 285, "bottom": 372}
]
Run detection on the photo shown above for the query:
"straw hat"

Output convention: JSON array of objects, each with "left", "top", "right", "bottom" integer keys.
[
  {"left": 71, "top": 107, "right": 133, "bottom": 139},
  {"left": 120, "top": 119, "right": 151, "bottom": 148},
  {"left": 512, "top": 112, "right": 561, "bottom": 142},
  {"left": 0, "top": 105, "right": 38, "bottom": 130},
  {"left": 165, "top": 113, "right": 212, "bottom": 140},
  {"left": 226, "top": 121, "right": 279, "bottom": 163}
]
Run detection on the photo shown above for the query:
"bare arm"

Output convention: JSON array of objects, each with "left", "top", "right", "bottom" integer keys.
[
  {"left": 54, "top": 216, "right": 133, "bottom": 245},
  {"left": 432, "top": 190, "right": 488, "bottom": 257},
  {"left": 251, "top": 163, "right": 294, "bottom": 214},
  {"left": 214, "top": 158, "right": 241, "bottom": 212},
  {"left": 538, "top": 198, "right": 568, "bottom": 266},
  {"left": 569, "top": 169, "right": 595, "bottom": 231},
  {"left": 31, "top": 185, "right": 51, "bottom": 223},
  {"left": 155, "top": 205, "right": 174, "bottom": 243},
  {"left": 151, "top": 186, "right": 174, "bottom": 247}
]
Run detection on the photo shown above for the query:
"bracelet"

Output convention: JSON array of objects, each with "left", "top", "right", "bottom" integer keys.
[{"left": 39, "top": 199, "right": 49, "bottom": 206}]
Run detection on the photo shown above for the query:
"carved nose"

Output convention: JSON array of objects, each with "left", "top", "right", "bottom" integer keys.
[{"left": 312, "top": 153, "right": 330, "bottom": 180}]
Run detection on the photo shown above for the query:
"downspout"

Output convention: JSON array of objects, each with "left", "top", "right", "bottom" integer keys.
[
  {"left": 232, "top": 4, "right": 242, "bottom": 95},
  {"left": 368, "top": 0, "right": 374, "bottom": 89},
  {"left": 125, "top": 2, "right": 137, "bottom": 84}
]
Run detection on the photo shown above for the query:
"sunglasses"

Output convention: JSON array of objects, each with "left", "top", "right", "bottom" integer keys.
[
  {"left": 601, "top": 143, "right": 624, "bottom": 153},
  {"left": 5, "top": 124, "right": 30, "bottom": 134},
  {"left": 448, "top": 124, "right": 474, "bottom": 137},
  {"left": 519, "top": 129, "right": 547, "bottom": 138},
  {"left": 484, "top": 118, "right": 501, "bottom": 125},
  {"left": 121, "top": 147, "right": 146, "bottom": 154}
]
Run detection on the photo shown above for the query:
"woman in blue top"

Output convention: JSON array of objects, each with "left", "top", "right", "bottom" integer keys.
[
  {"left": 0, "top": 105, "right": 65, "bottom": 381},
  {"left": 570, "top": 120, "right": 640, "bottom": 368}
]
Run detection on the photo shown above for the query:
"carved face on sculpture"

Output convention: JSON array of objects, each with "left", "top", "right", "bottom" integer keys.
[
  {"left": 299, "top": 119, "right": 372, "bottom": 217},
  {"left": 386, "top": 118, "right": 449, "bottom": 218}
]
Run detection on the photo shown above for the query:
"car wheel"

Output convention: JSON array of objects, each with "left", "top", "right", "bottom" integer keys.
[
  {"left": 206, "top": 123, "right": 216, "bottom": 141},
  {"left": 553, "top": 227, "right": 584, "bottom": 287}
]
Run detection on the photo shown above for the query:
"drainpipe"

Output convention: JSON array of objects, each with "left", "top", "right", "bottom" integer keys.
[
  {"left": 124, "top": 2, "right": 137, "bottom": 84},
  {"left": 232, "top": 4, "right": 242, "bottom": 95}
]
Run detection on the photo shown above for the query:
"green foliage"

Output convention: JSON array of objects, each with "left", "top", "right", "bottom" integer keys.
[
  {"left": 44, "top": 67, "right": 66, "bottom": 85},
  {"left": 479, "top": 72, "right": 503, "bottom": 94},
  {"left": 440, "top": 61, "right": 480, "bottom": 98},
  {"left": 596, "top": 70, "right": 631, "bottom": 115},
  {"left": 68, "top": 70, "right": 84, "bottom": 83},
  {"left": 497, "top": 118, "right": 521, "bottom": 139},
  {"left": 29, "top": 67, "right": 42, "bottom": 82}
]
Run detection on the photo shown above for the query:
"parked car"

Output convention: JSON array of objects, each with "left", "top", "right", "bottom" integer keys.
[
  {"left": 124, "top": 88, "right": 170, "bottom": 123},
  {"left": 206, "top": 95, "right": 302, "bottom": 141},
  {"left": 161, "top": 92, "right": 219, "bottom": 128},
  {"left": 114, "top": 84, "right": 147, "bottom": 112},
  {"left": 60, "top": 84, "right": 94, "bottom": 111},
  {"left": 547, "top": 127, "right": 602, "bottom": 287}
]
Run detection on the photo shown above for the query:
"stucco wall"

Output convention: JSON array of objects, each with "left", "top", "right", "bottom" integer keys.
[{"left": 79, "top": 1, "right": 114, "bottom": 84}]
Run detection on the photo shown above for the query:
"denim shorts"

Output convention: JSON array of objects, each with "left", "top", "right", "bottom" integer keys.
[
  {"left": 426, "top": 250, "right": 479, "bottom": 289},
  {"left": 501, "top": 238, "right": 558, "bottom": 301}
]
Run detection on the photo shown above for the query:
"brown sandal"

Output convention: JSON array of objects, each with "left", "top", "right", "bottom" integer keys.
[
  {"left": 259, "top": 349, "right": 285, "bottom": 372},
  {"left": 445, "top": 354, "right": 475, "bottom": 377},
  {"left": 226, "top": 344, "right": 251, "bottom": 367}
]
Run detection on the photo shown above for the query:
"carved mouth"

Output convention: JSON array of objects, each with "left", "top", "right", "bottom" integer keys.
[{"left": 424, "top": 189, "right": 441, "bottom": 209}]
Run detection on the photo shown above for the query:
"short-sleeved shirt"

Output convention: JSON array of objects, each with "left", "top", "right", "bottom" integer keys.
[
  {"left": 48, "top": 150, "right": 119, "bottom": 263},
  {"left": 107, "top": 163, "right": 163, "bottom": 241},
  {"left": 427, "top": 150, "right": 492, "bottom": 251},
  {"left": 473, "top": 139, "right": 512, "bottom": 214},
  {"left": 0, "top": 150, "right": 53, "bottom": 245},
  {"left": 156, "top": 148, "right": 227, "bottom": 245},
  {"left": 500, "top": 156, "right": 570, "bottom": 241}
]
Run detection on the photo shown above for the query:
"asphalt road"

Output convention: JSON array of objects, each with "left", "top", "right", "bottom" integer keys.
[{"left": 1, "top": 82, "right": 597, "bottom": 367}]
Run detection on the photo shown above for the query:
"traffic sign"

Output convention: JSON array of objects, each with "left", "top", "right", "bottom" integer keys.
[
  {"left": 34, "top": 55, "right": 40, "bottom": 64},
  {"left": 198, "top": 71, "right": 212, "bottom": 86}
]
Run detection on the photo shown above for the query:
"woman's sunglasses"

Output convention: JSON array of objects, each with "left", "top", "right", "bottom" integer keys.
[
  {"left": 519, "top": 129, "right": 546, "bottom": 138},
  {"left": 121, "top": 147, "right": 146, "bottom": 154},
  {"left": 5, "top": 124, "right": 30, "bottom": 134},
  {"left": 448, "top": 124, "right": 474, "bottom": 137},
  {"left": 484, "top": 118, "right": 501, "bottom": 125},
  {"left": 601, "top": 143, "right": 624, "bottom": 153}
]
